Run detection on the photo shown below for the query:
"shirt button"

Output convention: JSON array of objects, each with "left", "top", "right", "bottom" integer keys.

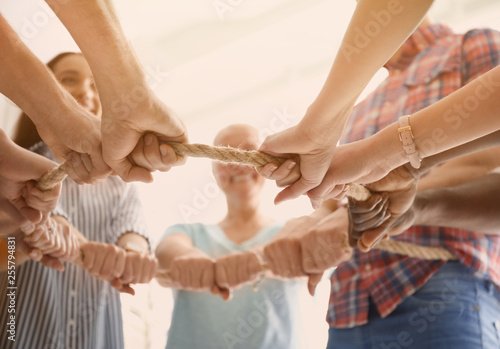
[
  {"left": 68, "top": 319, "right": 76, "bottom": 327},
  {"left": 365, "top": 264, "right": 372, "bottom": 271},
  {"left": 70, "top": 289, "right": 77, "bottom": 297},
  {"left": 494, "top": 321, "right": 500, "bottom": 329}
]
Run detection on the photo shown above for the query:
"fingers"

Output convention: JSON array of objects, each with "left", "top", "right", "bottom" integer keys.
[
  {"left": 301, "top": 228, "right": 352, "bottom": 273},
  {"left": 0, "top": 197, "right": 37, "bottom": 233},
  {"left": 104, "top": 144, "right": 154, "bottom": 183},
  {"left": 25, "top": 218, "right": 81, "bottom": 262},
  {"left": 348, "top": 194, "right": 390, "bottom": 239},
  {"left": 274, "top": 178, "right": 317, "bottom": 206},
  {"left": 99, "top": 246, "right": 126, "bottom": 280},
  {"left": 169, "top": 255, "right": 214, "bottom": 291},
  {"left": 210, "top": 284, "right": 232, "bottom": 301},
  {"left": 65, "top": 152, "right": 111, "bottom": 185},
  {"left": 307, "top": 183, "right": 349, "bottom": 209},
  {"left": 111, "top": 279, "right": 136, "bottom": 295},
  {"left": 128, "top": 134, "right": 183, "bottom": 173},
  {"left": 301, "top": 208, "right": 353, "bottom": 273},
  {"left": 357, "top": 218, "right": 396, "bottom": 252},
  {"left": 215, "top": 252, "right": 261, "bottom": 289},
  {"left": 263, "top": 238, "right": 305, "bottom": 278},
  {"left": 120, "top": 252, "right": 158, "bottom": 285},
  {"left": 24, "top": 181, "right": 61, "bottom": 213},
  {"left": 39, "top": 255, "right": 65, "bottom": 271},
  {"left": 258, "top": 159, "right": 300, "bottom": 188},
  {"left": 347, "top": 193, "right": 393, "bottom": 251},
  {"left": 80, "top": 242, "right": 126, "bottom": 280},
  {"left": 307, "top": 272, "right": 324, "bottom": 296}
]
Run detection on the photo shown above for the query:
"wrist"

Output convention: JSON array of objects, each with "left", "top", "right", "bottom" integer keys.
[
  {"left": 365, "top": 122, "right": 408, "bottom": 173},
  {"left": 397, "top": 115, "right": 422, "bottom": 169},
  {"left": 412, "top": 192, "right": 431, "bottom": 225},
  {"left": 301, "top": 103, "right": 353, "bottom": 144}
]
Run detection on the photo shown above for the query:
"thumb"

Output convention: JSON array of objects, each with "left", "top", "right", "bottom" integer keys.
[
  {"left": 307, "top": 272, "right": 324, "bottom": 296},
  {"left": 259, "top": 127, "right": 296, "bottom": 155},
  {"left": 108, "top": 158, "right": 154, "bottom": 183},
  {"left": 40, "top": 255, "right": 65, "bottom": 271},
  {"left": 0, "top": 198, "right": 37, "bottom": 233},
  {"left": 13, "top": 144, "right": 58, "bottom": 180}
]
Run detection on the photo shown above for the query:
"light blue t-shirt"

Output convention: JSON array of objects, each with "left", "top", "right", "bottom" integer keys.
[{"left": 162, "top": 223, "right": 307, "bottom": 349}]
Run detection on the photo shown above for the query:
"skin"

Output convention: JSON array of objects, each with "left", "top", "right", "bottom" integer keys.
[
  {"left": 260, "top": 16, "right": 500, "bottom": 279},
  {"left": 259, "top": 0, "right": 435, "bottom": 206},
  {"left": 1, "top": 54, "right": 157, "bottom": 293},
  {"left": 156, "top": 124, "right": 294, "bottom": 300},
  {"left": 0, "top": 14, "right": 110, "bottom": 184},
  {"left": 45, "top": 0, "right": 189, "bottom": 183},
  {"left": 0, "top": 131, "right": 61, "bottom": 234},
  {"left": 348, "top": 146, "right": 500, "bottom": 249}
]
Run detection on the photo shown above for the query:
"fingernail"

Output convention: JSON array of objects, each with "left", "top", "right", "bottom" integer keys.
[
  {"left": 145, "top": 134, "right": 153, "bottom": 146},
  {"left": 264, "top": 165, "right": 278, "bottom": 177},
  {"left": 287, "top": 162, "right": 296, "bottom": 170},
  {"left": 160, "top": 145, "right": 168, "bottom": 157}
]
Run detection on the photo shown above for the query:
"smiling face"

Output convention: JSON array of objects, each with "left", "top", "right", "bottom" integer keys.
[
  {"left": 212, "top": 125, "right": 266, "bottom": 200},
  {"left": 51, "top": 54, "right": 101, "bottom": 117}
]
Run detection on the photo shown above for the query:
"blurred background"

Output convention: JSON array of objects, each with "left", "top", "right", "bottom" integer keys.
[{"left": 1, "top": 0, "right": 499, "bottom": 347}]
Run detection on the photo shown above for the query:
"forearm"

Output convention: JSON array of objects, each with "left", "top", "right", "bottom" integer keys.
[
  {"left": 268, "top": 204, "right": 336, "bottom": 243},
  {"left": 412, "top": 66, "right": 500, "bottom": 158},
  {"left": 414, "top": 173, "right": 500, "bottom": 234},
  {"left": 155, "top": 234, "right": 201, "bottom": 287},
  {"left": 0, "top": 15, "right": 70, "bottom": 127},
  {"left": 46, "top": 0, "right": 147, "bottom": 100},
  {"left": 360, "top": 68, "right": 500, "bottom": 176},
  {"left": 0, "top": 212, "right": 20, "bottom": 239},
  {"left": 311, "top": 0, "right": 433, "bottom": 117},
  {"left": 417, "top": 131, "right": 500, "bottom": 177},
  {"left": 418, "top": 145, "right": 500, "bottom": 190}
]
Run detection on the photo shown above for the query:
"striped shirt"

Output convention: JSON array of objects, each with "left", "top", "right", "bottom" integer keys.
[
  {"left": 0, "top": 142, "right": 148, "bottom": 349},
  {"left": 328, "top": 24, "right": 500, "bottom": 328}
]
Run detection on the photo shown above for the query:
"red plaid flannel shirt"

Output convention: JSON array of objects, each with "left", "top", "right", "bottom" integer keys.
[{"left": 328, "top": 24, "right": 500, "bottom": 328}]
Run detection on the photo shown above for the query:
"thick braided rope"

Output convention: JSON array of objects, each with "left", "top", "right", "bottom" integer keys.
[
  {"left": 37, "top": 163, "right": 67, "bottom": 191},
  {"left": 376, "top": 239, "right": 456, "bottom": 261},
  {"left": 36, "top": 142, "right": 454, "bottom": 261},
  {"left": 166, "top": 142, "right": 287, "bottom": 167}
]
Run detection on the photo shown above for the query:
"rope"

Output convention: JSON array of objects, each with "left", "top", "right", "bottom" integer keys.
[{"left": 36, "top": 142, "right": 455, "bottom": 261}]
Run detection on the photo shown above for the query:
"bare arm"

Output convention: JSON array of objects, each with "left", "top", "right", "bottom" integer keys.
[
  {"left": 418, "top": 146, "right": 500, "bottom": 190},
  {"left": 260, "top": 0, "right": 434, "bottom": 204},
  {"left": 155, "top": 233, "right": 206, "bottom": 288},
  {"left": 348, "top": 145, "right": 500, "bottom": 249},
  {"left": 413, "top": 172, "right": 500, "bottom": 234},
  {"left": 308, "top": 66, "right": 500, "bottom": 202},
  {"left": 46, "top": 0, "right": 188, "bottom": 182},
  {"left": 0, "top": 15, "right": 110, "bottom": 184}
]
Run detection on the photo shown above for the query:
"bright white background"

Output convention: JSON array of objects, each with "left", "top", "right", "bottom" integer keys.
[{"left": 1, "top": 0, "right": 500, "bottom": 348}]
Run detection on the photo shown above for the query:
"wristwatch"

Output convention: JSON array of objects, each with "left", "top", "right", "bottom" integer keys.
[{"left": 398, "top": 115, "right": 421, "bottom": 169}]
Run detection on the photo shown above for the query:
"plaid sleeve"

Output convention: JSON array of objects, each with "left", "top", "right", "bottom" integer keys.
[{"left": 461, "top": 28, "right": 500, "bottom": 85}]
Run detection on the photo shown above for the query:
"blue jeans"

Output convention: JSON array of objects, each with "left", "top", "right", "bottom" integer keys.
[{"left": 327, "top": 262, "right": 500, "bottom": 349}]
